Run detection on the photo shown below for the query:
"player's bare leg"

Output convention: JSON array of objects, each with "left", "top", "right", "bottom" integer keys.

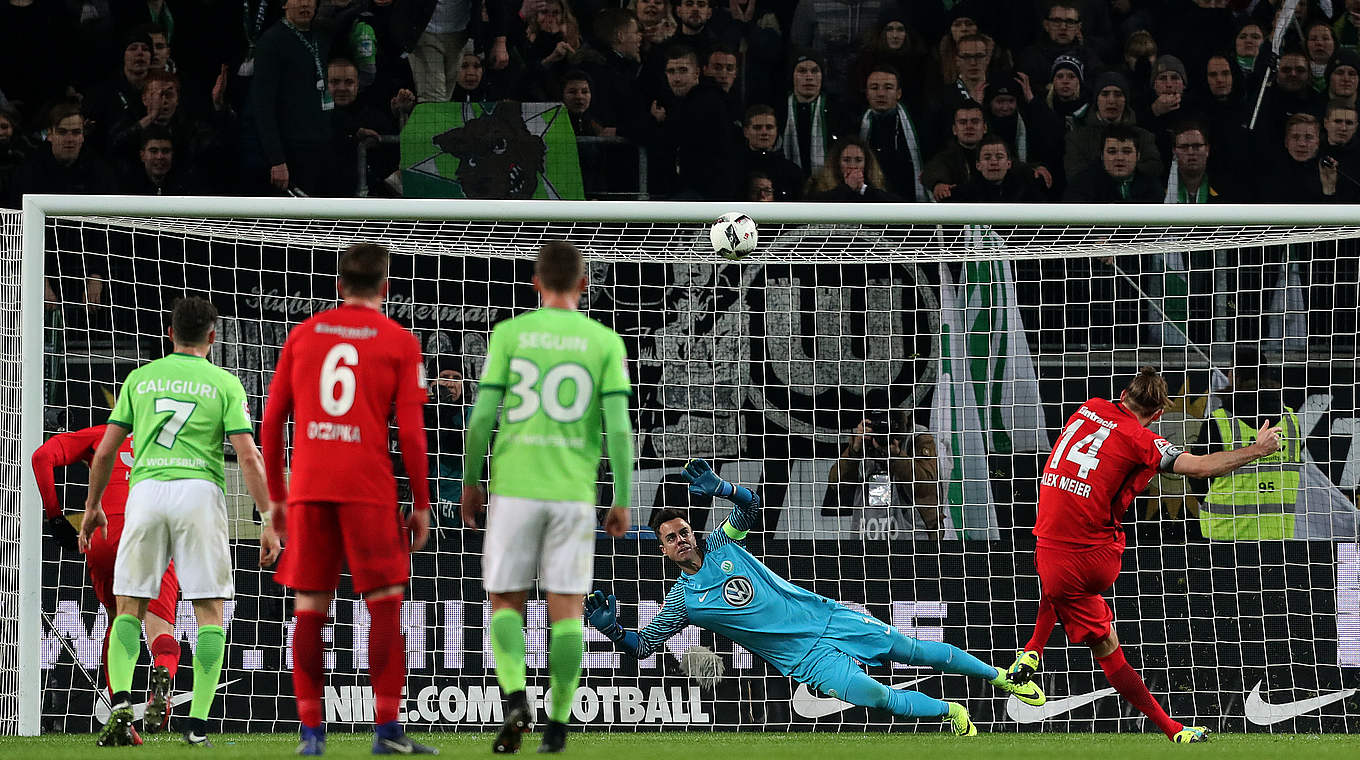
[
  {"left": 1088, "top": 630, "right": 1206, "bottom": 743},
  {"left": 490, "top": 590, "right": 533, "bottom": 753},
  {"left": 98, "top": 595, "right": 150, "bottom": 747},
  {"left": 182, "top": 599, "right": 225, "bottom": 747},
  {"left": 293, "top": 590, "right": 334, "bottom": 756},
  {"left": 538, "top": 593, "right": 584, "bottom": 754},
  {"left": 365, "top": 584, "right": 436, "bottom": 755},
  {"left": 143, "top": 612, "right": 179, "bottom": 733}
]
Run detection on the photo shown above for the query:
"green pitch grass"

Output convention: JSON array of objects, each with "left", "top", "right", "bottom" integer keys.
[{"left": 2, "top": 732, "right": 1358, "bottom": 760}]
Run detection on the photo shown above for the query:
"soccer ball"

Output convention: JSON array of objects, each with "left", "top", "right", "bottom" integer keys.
[{"left": 709, "top": 212, "right": 758, "bottom": 260}]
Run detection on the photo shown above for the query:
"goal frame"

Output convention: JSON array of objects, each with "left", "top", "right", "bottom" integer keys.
[{"left": 14, "top": 195, "right": 1360, "bottom": 736}]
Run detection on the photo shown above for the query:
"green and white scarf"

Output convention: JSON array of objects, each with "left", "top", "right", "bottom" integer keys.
[
  {"left": 781, "top": 94, "right": 829, "bottom": 173},
  {"left": 859, "top": 104, "right": 926, "bottom": 200}
]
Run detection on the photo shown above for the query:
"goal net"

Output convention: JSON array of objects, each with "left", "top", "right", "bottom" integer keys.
[{"left": 8, "top": 198, "right": 1360, "bottom": 736}]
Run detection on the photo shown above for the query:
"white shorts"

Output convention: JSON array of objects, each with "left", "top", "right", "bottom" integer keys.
[
  {"left": 114, "top": 478, "right": 234, "bottom": 601},
  {"left": 483, "top": 495, "right": 595, "bottom": 595}
]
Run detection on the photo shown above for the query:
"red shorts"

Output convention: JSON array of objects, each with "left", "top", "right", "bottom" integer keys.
[
  {"left": 85, "top": 514, "right": 179, "bottom": 623},
  {"left": 275, "top": 501, "right": 410, "bottom": 595},
  {"left": 1035, "top": 540, "right": 1124, "bottom": 646}
]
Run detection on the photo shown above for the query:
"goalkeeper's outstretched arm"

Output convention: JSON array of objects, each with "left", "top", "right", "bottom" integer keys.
[
  {"left": 681, "top": 458, "right": 760, "bottom": 543},
  {"left": 585, "top": 586, "right": 689, "bottom": 661}
]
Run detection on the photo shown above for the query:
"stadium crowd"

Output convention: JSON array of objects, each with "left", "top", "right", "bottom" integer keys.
[{"left": 2, "top": 0, "right": 1360, "bottom": 202}]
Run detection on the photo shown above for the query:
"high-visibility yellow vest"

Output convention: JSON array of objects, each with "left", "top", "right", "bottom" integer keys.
[{"left": 1200, "top": 406, "right": 1303, "bottom": 540}]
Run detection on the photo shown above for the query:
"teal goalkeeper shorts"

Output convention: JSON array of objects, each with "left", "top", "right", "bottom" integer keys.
[{"left": 789, "top": 604, "right": 901, "bottom": 698}]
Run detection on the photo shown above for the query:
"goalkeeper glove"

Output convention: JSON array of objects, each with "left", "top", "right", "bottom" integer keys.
[
  {"left": 682, "top": 458, "right": 733, "bottom": 498},
  {"left": 585, "top": 590, "right": 625, "bottom": 642},
  {"left": 46, "top": 515, "right": 80, "bottom": 552}
]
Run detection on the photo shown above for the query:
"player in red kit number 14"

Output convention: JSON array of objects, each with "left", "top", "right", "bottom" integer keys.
[
  {"left": 1011, "top": 367, "right": 1282, "bottom": 744},
  {"left": 262, "top": 243, "right": 437, "bottom": 756}
]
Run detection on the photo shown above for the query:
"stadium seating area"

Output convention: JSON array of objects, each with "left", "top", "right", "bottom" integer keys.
[{"left": 3, "top": 0, "right": 1360, "bottom": 202}]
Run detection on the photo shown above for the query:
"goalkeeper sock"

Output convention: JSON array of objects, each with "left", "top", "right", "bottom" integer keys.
[
  {"left": 1024, "top": 597, "right": 1058, "bottom": 656},
  {"left": 843, "top": 672, "right": 949, "bottom": 718},
  {"left": 293, "top": 610, "right": 327, "bottom": 729},
  {"left": 365, "top": 594, "right": 405, "bottom": 726},
  {"left": 889, "top": 633, "right": 999, "bottom": 681},
  {"left": 490, "top": 609, "right": 527, "bottom": 695},
  {"left": 107, "top": 614, "right": 142, "bottom": 698},
  {"left": 1096, "top": 646, "right": 1183, "bottom": 738},
  {"left": 151, "top": 633, "right": 181, "bottom": 678},
  {"left": 190, "top": 625, "right": 226, "bottom": 721},
  {"left": 547, "top": 618, "right": 584, "bottom": 724}
]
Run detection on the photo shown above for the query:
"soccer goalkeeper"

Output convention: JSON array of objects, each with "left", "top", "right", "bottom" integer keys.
[{"left": 585, "top": 459, "right": 1043, "bottom": 735}]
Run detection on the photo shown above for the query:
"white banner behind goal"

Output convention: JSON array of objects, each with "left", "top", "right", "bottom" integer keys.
[{"left": 7, "top": 198, "right": 1360, "bottom": 736}]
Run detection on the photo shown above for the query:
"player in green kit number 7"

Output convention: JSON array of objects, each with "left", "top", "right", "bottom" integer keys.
[
  {"left": 80, "top": 297, "right": 279, "bottom": 748},
  {"left": 462, "top": 241, "right": 634, "bottom": 754}
]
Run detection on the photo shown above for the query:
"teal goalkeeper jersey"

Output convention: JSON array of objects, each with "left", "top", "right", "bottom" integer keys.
[
  {"left": 108, "top": 352, "right": 253, "bottom": 489},
  {"left": 632, "top": 491, "right": 837, "bottom": 675},
  {"left": 478, "top": 307, "right": 631, "bottom": 504}
]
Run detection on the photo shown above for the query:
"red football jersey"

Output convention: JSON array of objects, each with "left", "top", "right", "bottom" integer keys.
[
  {"left": 32, "top": 425, "right": 135, "bottom": 519},
  {"left": 262, "top": 304, "right": 429, "bottom": 508},
  {"left": 1034, "top": 397, "right": 1184, "bottom": 546}
]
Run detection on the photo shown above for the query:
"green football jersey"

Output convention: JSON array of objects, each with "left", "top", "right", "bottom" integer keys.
[
  {"left": 479, "top": 307, "right": 631, "bottom": 503},
  {"left": 107, "top": 352, "right": 253, "bottom": 489}
]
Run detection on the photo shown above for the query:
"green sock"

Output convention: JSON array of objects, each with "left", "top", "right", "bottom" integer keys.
[
  {"left": 107, "top": 615, "right": 143, "bottom": 697},
  {"left": 989, "top": 667, "right": 1008, "bottom": 685},
  {"left": 548, "top": 619, "right": 584, "bottom": 724},
  {"left": 190, "top": 625, "right": 226, "bottom": 721},
  {"left": 490, "top": 609, "right": 527, "bottom": 695}
]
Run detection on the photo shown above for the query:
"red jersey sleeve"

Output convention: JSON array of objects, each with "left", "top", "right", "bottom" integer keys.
[
  {"left": 30, "top": 426, "right": 104, "bottom": 519},
  {"left": 262, "top": 334, "right": 297, "bottom": 503}
]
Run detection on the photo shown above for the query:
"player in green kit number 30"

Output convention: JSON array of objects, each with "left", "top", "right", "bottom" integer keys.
[
  {"left": 80, "top": 297, "right": 278, "bottom": 748},
  {"left": 462, "top": 241, "right": 634, "bottom": 754}
]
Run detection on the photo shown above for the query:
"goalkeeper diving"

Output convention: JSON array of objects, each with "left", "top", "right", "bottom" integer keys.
[{"left": 585, "top": 459, "right": 1044, "bottom": 735}]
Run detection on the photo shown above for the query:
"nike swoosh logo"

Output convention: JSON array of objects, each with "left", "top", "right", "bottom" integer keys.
[
  {"left": 699, "top": 593, "right": 708, "bottom": 602},
  {"left": 1007, "top": 687, "right": 1117, "bottom": 723},
  {"left": 1244, "top": 680, "right": 1356, "bottom": 725},
  {"left": 95, "top": 679, "right": 238, "bottom": 724},
  {"left": 791, "top": 677, "right": 930, "bottom": 719}
]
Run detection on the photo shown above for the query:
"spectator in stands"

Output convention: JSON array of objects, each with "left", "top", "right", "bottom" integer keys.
[
  {"left": 1307, "top": 20, "right": 1338, "bottom": 92},
  {"left": 0, "top": 102, "right": 33, "bottom": 201},
  {"left": 1322, "top": 99, "right": 1360, "bottom": 172},
  {"left": 1044, "top": 54, "right": 1088, "bottom": 128},
  {"left": 583, "top": 9, "right": 645, "bottom": 135},
  {"left": 702, "top": 44, "right": 739, "bottom": 105},
  {"left": 1063, "top": 124, "right": 1162, "bottom": 203},
  {"left": 947, "top": 133, "right": 1047, "bottom": 203},
  {"left": 780, "top": 50, "right": 835, "bottom": 179},
  {"left": 857, "top": 64, "right": 928, "bottom": 201},
  {"left": 1337, "top": 0, "right": 1360, "bottom": 54},
  {"left": 425, "top": 355, "right": 468, "bottom": 515},
  {"left": 849, "top": 14, "right": 928, "bottom": 106},
  {"left": 0, "top": 0, "right": 79, "bottom": 127},
  {"left": 148, "top": 26, "right": 175, "bottom": 74},
  {"left": 400, "top": 0, "right": 473, "bottom": 102},
  {"left": 789, "top": 0, "right": 896, "bottom": 96},
  {"left": 821, "top": 411, "right": 940, "bottom": 538},
  {"left": 923, "top": 101, "right": 986, "bottom": 200},
  {"left": 673, "top": 0, "right": 724, "bottom": 50},
  {"left": 743, "top": 170, "right": 775, "bottom": 201},
  {"left": 932, "top": 10, "right": 979, "bottom": 90},
  {"left": 518, "top": 0, "right": 581, "bottom": 99},
  {"left": 7, "top": 102, "right": 118, "bottom": 204},
  {"left": 1256, "top": 50, "right": 1323, "bottom": 144},
  {"left": 947, "top": 33, "right": 992, "bottom": 106},
  {"left": 83, "top": 27, "right": 156, "bottom": 153},
  {"left": 562, "top": 70, "right": 609, "bottom": 136},
  {"left": 248, "top": 0, "right": 335, "bottom": 196},
  {"left": 108, "top": 71, "right": 232, "bottom": 183},
  {"left": 804, "top": 136, "right": 900, "bottom": 201},
  {"left": 1260, "top": 112, "right": 1344, "bottom": 202},
  {"left": 1137, "top": 55, "right": 1198, "bottom": 167},
  {"left": 1326, "top": 50, "right": 1360, "bottom": 110},
  {"left": 121, "top": 126, "right": 195, "bottom": 194},
  {"left": 1164, "top": 123, "right": 1221, "bottom": 204},
  {"left": 1064, "top": 71, "right": 1162, "bottom": 182},
  {"left": 736, "top": 104, "right": 802, "bottom": 200},
  {"left": 451, "top": 51, "right": 498, "bottom": 101},
  {"left": 328, "top": 57, "right": 399, "bottom": 197},
  {"left": 1016, "top": 1, "right": 1101, "bottom": 91},
  {"left": 987, "top": 70, "right": 1061, "bottom": 183},
  {"left": 1120, "top": 30, "right": 1157, "bottom": 108},
  {"left": 630, "top": 0, "right": 675, "bottom": 53},
  {"left": 642, "top": 44, "right": 736, "bottom": 199},
  {"left": 1233, "top": 19, "right": 1267, "bottom": 76}
]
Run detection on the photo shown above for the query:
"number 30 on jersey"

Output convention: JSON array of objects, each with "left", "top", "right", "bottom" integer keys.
[{"left": 506, "top": 357, "right": 593, "bottom": 424}]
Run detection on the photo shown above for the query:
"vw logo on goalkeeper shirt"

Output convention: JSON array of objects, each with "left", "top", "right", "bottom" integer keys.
[{"left": 722, "top": 577, "right": 755, "bottom": 607}]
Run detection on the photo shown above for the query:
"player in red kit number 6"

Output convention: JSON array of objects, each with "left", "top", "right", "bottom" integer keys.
[
  {"left": 262, "top": 243, "right": 437, "bottom": 756},
  {"left": 1008, "top": 367, "right": 1282, "bottom": 744},
  {"left": 32, "top": 426, "right": 182, "bottom": 738}
]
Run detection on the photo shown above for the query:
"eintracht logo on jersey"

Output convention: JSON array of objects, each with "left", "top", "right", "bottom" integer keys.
[{"left": 722, "top": 577, "right": 754, "bottom": 607}]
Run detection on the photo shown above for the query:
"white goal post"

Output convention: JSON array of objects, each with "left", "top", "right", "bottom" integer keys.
[{"left": 7, "top": 196, "right": 1360, "bottom": 737}]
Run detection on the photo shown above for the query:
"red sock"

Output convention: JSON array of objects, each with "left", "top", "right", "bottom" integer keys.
[
  {"left": 1097, "top": 646, "right": 1184, "bottom": 738},
  {"left": 1024, "top": 597, "right": 1058, "bottom": 655},
  {"left": 365, "top": 594, "right": 405, "bottom": 726},
  {"left": 150, "top": 634, "right": 181, "bottom": 678},
  {"left": 293, "top": 611, "right": 327, "bottom": 729}
]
